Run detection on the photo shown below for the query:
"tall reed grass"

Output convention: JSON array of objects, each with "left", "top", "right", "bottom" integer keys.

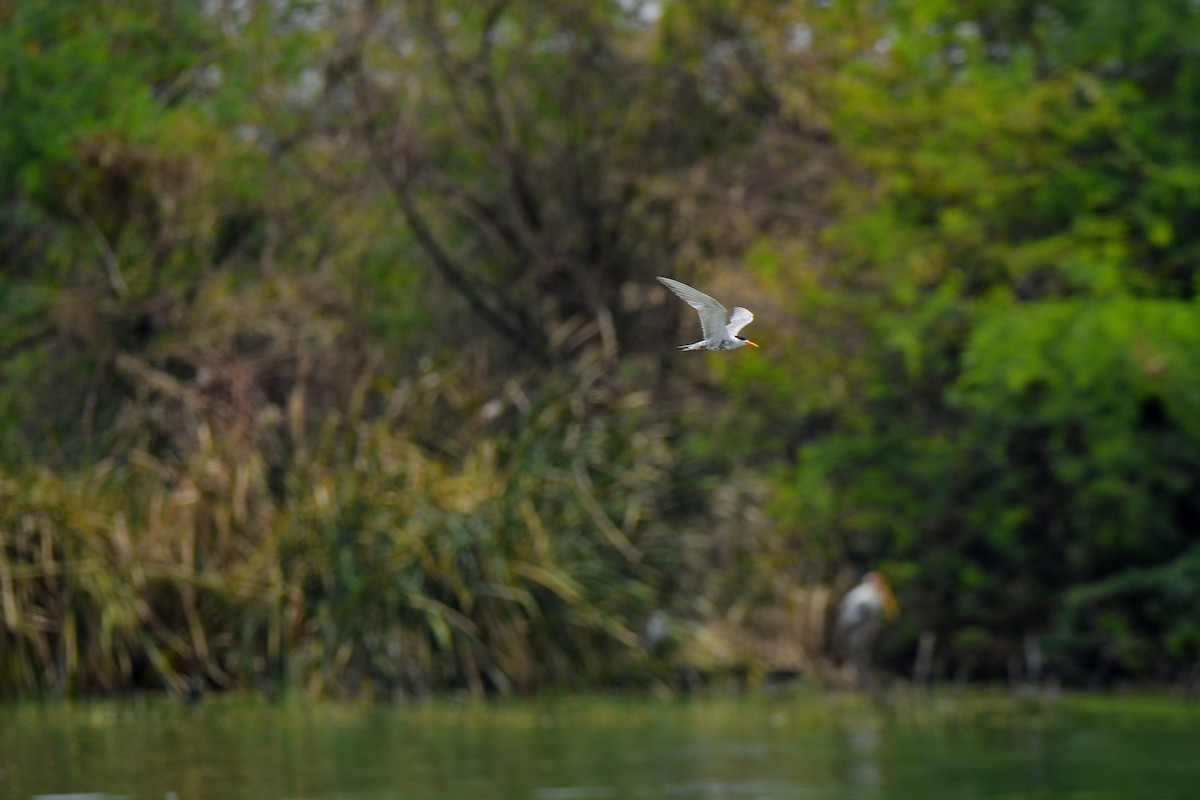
[{"left": 0, "top": 275, "right": 708, "bottom": 698}]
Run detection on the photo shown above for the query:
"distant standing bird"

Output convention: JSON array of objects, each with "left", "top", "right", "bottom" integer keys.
[
  {"left": 658, "top": 276, "right": 759, "bottom": 351},
  {"left": 837, "top": 571, "right": 899, "bottom": 685}
]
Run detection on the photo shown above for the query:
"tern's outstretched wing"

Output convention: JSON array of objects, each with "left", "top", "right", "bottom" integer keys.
[
  {"left": 658, "top": 277, "right": 727, "bottom": 340},
  {"left": 726, "top": 307, "right": 754, "bottom": 337}
]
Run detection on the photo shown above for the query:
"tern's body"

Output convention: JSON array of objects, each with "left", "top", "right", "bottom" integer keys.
[{"left": 657, "top": 276, "right": 758, "bottom": 351}]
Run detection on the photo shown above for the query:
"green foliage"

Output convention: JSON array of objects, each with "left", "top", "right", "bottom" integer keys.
[
  {"left": 763, "top": 0, "right": 1200, "bottom": 679},
  {"left": 6, "top": 0, "right": 1200, "bottom": 696}
]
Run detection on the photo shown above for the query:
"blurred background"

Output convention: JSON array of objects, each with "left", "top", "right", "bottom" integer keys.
[{"left": 3, "top": 0, "right": 1200, "bottom": 700}]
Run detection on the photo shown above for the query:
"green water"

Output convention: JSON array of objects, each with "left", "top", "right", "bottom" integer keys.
[{"left": 2, "top": 691, "right": 1198, "bottom": 800}]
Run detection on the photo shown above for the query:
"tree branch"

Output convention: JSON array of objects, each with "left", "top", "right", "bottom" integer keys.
[
  {"left": 392, "top": 180, "right": 547, "bottom": 357},
  {"left": 75, "top": 206, "right": 128, "bottom": 299}
]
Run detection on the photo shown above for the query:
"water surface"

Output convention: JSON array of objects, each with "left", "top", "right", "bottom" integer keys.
[{"left": 3, "top": 690, "right": 1198, "bottom": 800}]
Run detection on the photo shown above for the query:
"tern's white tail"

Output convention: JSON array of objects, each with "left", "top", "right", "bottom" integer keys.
[{"left": 678, "top": 341, "right": 707, "bottom": 351}]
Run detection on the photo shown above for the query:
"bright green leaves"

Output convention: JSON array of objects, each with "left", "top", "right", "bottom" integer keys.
[
  {"left": 832, "top": 65, "right": 1135, "bottom": 302},
  {"left": 760, "top": 0, "right": 1200, "bottom": 679},
  {"left": 953, "top": 299, "right": 1200, "bottom": 570},
  {"left": 957, "top": 298, "right": 1200, "bottom": 418},
  {"left": 0, "top": 1, "right": 211, "bottom": 199}
]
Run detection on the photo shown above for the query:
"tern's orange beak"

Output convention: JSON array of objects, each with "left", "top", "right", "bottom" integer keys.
[{"left": 745, "top": 340, "right": 759, "bottom": 348}]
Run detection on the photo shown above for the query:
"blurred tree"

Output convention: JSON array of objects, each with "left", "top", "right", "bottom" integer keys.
[
  {"left": 5, "top": 0, "right": 1200, "bottom": 696},
  {"left": 334, "top": 0, "right": 833, "bottom": 362},
  {"left": 763, "top": 0, "right": 1200, "bottom": 680}
]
